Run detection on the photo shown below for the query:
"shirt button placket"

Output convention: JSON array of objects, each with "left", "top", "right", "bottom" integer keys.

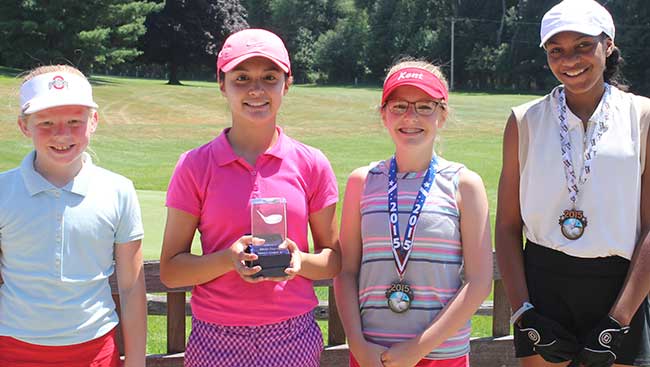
[
  {"left": 54, "top": 190, "right": 63, "bottom": 274},
  {"left": 251, "top": 168, "right": 259, "bottom": 195}
]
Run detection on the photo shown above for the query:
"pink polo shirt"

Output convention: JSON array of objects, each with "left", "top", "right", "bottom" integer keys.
[{"left": 166, "top": 127, "right": 338, "bottom": 326}]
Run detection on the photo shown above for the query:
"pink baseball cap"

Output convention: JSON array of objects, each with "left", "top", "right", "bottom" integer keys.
[
  {"left": 381, "top": 67, "right": 449, "bottom": 105},
  {"left": 217, "top": 28, "right": 291, "bottom": 77}
]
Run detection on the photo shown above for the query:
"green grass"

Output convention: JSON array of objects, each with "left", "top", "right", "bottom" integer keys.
[{"left": 0, "top": 73, "right": 537, "bottom": 349}]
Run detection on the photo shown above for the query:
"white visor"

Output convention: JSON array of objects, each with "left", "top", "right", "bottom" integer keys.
[{"left": 20, "top": 72, "right": 98, "bottom": 115}]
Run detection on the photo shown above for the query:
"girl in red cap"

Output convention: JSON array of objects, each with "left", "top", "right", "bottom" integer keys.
[
  {"left": 160, "top": 28, "right": 340, "bottom": 366},
  {"left": 497, "top": 1, "right": 650, "bottom": 366},
  {"left": 334, "top": 59, "right": 493, "bottom": 367}
]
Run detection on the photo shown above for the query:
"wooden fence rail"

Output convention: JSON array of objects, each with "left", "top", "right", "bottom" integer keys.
[{"left": 0, "top": 251, "right": 517, "bottom": 366}]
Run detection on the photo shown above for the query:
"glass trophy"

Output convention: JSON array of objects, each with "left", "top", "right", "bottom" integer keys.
[{"left": 246, "top": 197, "right": 290, "bottom": 278}]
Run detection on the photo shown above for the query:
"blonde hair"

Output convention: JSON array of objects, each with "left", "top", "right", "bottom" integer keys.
[
  {"left": 384, "top": 59, "right": 449, "bottom": 109},
  {"left": 21, "top": 64, "right": 87, "bottom": 83}
]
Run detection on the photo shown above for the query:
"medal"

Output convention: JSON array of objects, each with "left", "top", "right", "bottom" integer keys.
[
  {"left": 556, "top": 85, "right": 610, "bottom": 240},
  {"left": 558, "top": 209, "right": 587, "bottom": 240},
  {"left": 385, "top": 281, "right": 414, "bottom": 313},
  {"left": 385, "top": 156, "right": 437, "bottom": 312}
]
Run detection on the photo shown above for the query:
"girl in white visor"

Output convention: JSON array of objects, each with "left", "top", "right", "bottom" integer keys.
[
  {"left": 0, "top": 65, "right": 146, "bottom": 367},
  {"left": 497, "top": 1, "right": 650, "bottom": 366}
]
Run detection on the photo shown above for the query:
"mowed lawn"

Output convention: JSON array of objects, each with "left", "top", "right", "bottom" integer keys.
[{"left": 0, "top": 68, "right": 536, "bottom": 352}]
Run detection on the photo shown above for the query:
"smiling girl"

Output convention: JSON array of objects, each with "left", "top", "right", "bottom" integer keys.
[
  {"left": 334, "top": 59, "right": 493, "bottom": 367},
  {"left": 496, "top": 1, "right": 650, "bottom": 366},
  {"left": 159, "top": 29, "right": 340, "bottom": 367},
  {"left": 0, "top": 65, "right": 146, "bottom": 367}
]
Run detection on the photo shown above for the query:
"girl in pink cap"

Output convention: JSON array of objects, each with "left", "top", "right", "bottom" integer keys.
[
  {"left": 160, "top": 28, "right": 340, "bottom": 366},
  {"left": 0, "top": 64, "right": 146, "bottom": 367},
  {"left": 497, "top": 0, "right": 650, "bottom": 366},
  {"left": 334, "top": 59, "right": 493, "bottom": 367}
]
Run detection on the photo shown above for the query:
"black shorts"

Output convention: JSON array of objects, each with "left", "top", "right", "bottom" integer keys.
[{"left": 513, "top": 241, "right": 650, "bottom": 366}]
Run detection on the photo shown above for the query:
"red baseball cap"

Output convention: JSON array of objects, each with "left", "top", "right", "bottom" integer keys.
[
  {"left": 217, "top": 29, "right": 291, "bottom": 77},
  {"left": 381, "top": 67, "right": 448, "bottom": 105}
]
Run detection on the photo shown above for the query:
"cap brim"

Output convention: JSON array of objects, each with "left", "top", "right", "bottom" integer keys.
[
  {"left": 219, "top": 52, "right": 290, "bottom": 75},
  {"left": 540, "top": 24, "right": 603, "bottom": 47},
  {"left": 22, "top": 96, "right": 98, "bottom": 115},
  {"left": 382, "top": 82, "right": 446, "bottom": 105}
]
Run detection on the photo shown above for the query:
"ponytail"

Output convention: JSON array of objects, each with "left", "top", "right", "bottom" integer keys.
[{"left": 604, "top": 45, "right": 628, "bottom": 91}]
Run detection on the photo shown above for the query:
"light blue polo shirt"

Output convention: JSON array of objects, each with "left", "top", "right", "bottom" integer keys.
[{"left": 0, "top": 151, "right": 144, "bottom": 345}]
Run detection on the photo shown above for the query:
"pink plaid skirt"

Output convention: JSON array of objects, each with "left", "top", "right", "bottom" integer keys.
[{"left": 184, "top": 312, "right": 323, "bottom": 367}]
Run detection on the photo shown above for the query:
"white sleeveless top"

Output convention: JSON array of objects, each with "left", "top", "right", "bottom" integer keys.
[{"left": 513, "top": 85, "right": 650, "bottom": 259}]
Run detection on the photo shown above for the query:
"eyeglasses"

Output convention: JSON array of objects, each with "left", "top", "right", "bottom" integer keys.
[{"left": 384, "top": 100, "right": 442, "bottom": 116}]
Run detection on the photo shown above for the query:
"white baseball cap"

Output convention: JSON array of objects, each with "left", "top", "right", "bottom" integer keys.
[
  {"left": 20, "top": 71, "right": 98, "bottom": 114},
  {"left": 540, "top": 0, "right": 615, "bottom": 47}
]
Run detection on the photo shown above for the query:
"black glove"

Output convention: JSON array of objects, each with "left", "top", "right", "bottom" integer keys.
[
  {"left": 515, "top": 308, "right": 581, "bottom": 363},
  {"left": 574, "top": 315, "right": 630, "bottom": 367}
]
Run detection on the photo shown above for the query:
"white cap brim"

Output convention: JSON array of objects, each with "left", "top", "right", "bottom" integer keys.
[
  {"left": 22, "top": 96, "right": 98, "bottom": 115},
  {"left": 540, "top": 23, "right": 604, "bottom": 47}
]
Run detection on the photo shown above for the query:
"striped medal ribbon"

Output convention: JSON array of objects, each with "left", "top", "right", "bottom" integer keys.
[
  {"left": 385, "top": 156, "right": 437, "bottom": 312},
  {"left": 556, "top": 84, "right": 611, "bottom": 240}
]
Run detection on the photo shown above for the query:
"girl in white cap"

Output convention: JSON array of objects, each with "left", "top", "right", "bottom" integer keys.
[
  {"left": 497, "top": 0, "right": 650, "bottom": 366},
  {"left": 0, "top": 65, "right": 146, "bottom": 366},
  {"left": 334, "top": 58, "right": 493, "bottom": 367},
  {"left": 159, "top": 28, "right": 340, "bottom": 366}
]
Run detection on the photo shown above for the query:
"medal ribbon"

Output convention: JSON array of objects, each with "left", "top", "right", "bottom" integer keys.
[
  {"left": 557, "top": 84, "right": 611, "bottom": 207},
  {"left": 388, "top": 156, "right": 437, "bottom": 278}
]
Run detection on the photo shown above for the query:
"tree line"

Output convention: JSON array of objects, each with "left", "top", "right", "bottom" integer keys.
[{"left": 1, "top": 0, "right": 649, "bottom": 94}]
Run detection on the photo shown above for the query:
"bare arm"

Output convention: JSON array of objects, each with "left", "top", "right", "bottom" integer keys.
[
  {"left": 115, "top": 240, "right": 146, "bottom": 367},
  {"left": 298, "top": 203, "right": 341, "bottom": 280},
  {"left": 333, "top": 166, "right": 385, "bottom": 367},
  {"left": 495, "top": 113, "right": 529, "bottom": 311},
  {"left": 160, "top": 207, "right": 249, "bottom": 288},
  {"left": 381, "top": 169, "right": 493, "bottom": 367},
  {"left": 610, "top": 121, "right": 650, "bottom": 325}
]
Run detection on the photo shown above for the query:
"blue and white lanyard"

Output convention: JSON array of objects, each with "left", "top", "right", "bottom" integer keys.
[
  {"left": 388, "top": 156, "right": 437, "bottom": 278},
  {"left": 557, "top": 84, "right": 610, "bottom": 207}
]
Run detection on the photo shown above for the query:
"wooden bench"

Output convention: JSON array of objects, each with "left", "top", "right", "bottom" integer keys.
[{"left": 106, "top": 252, "right": 518, "bottom": 367}]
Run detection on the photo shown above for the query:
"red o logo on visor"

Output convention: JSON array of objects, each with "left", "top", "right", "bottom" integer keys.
[{"left": 50, "top": 76, "right": 67, "bottom": 90}]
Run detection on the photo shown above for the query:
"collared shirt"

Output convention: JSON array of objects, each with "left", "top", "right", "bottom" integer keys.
[
  {"left": 0, "top": 151, "right": 144, "bottom": 345},
  {"left": 166, "top": 127, "right": 338, "bottom": 326},
  {"left": 514, "top": 85, "right": 650, "bottom": 259}
]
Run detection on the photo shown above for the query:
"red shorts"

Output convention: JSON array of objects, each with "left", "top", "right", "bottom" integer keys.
[
  {"left": 0, "top": 328, "right": 120, "bottom": 367},
  {"left": 350, "top": 353, "right": 469, "bottom": 367}
]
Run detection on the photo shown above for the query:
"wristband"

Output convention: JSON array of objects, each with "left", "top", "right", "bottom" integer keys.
[{"left": 511, "top": 301, "right": 535, "bottom": 325}]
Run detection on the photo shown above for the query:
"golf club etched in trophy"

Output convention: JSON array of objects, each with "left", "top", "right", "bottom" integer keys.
[{"left": 246, "top": 197, "right": 290, "bottom": 278}]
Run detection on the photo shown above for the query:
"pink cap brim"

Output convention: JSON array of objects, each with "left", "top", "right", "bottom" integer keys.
[{"left": 219, "top": 52, "right": 291, "bottom": 75}]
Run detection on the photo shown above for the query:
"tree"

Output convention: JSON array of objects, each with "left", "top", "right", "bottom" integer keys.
[
  {"left": 607, "top": 0, "right": 650, "bottom": 95},
  {"left": 367, "top": 0, "right": 451, "bottom": 80},
  {"left": 243, "top": 0, "right": 272, "bottom": 28},
  {"left": 0, "top": 0, "right": 161, "bottom": 71},
  {"left": 314, "top": 11, "right": 370, "bottom": 83},
  {"left": 267, "top": 0, "right": 349, "bottom": 82},
  {"left": 142, "top": 0, "right": 248, "bottom": 85}
]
